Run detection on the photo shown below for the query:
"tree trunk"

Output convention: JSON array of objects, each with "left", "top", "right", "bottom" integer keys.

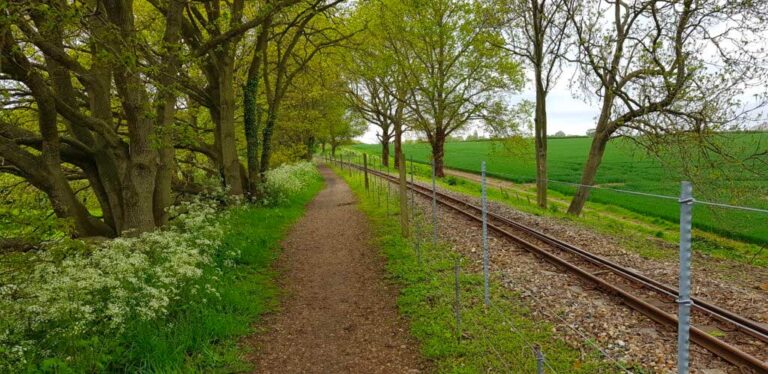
[
  {"left": 104, "top": 0, "right": 159, "bottom": 234},
  {"left": 534, "top": 66, "right": 548, "bottom": 209},
  {"left": 243, "top": 19, "right": 269, "bottom": 197},
  {"left": 217, "top": 50, "right": 244, "bottom": 196},
  {"left": 153, "top": 0, "right": 184, "bottom": 225},
  {"left": 567, "top": 131, "right": 609, "bottom": 215},
  {"left": 381, "top": 139, "right": 390, "bottom": 167},
  {"left": 243, "top": 78, "right": 262, "bottom": 196},
  {"left": 259, "top": 109, "right": 278, "bottom": 179},
  {"left": 432, "top": 132, "right": 446, "bottom": 177},
  {"left": 394, "top": 124, "right": 402, "bottom": 169}
]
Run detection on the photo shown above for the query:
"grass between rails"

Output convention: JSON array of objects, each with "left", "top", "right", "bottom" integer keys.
[
  {"left": 109, "top": 178, "right": 324, "bottom": 372},
  {"left": 335, "top": 150, "right": 767, "bottom": 268},
  {"left": 330, "top": 163, "right": 621, "bottom": 373}
]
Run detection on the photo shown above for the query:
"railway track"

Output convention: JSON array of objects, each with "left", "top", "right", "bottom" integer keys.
[{"left": 335, "top": 159, "right": 768, "bottom": 373}]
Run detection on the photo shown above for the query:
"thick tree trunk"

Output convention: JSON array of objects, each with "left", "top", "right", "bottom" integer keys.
[
  {"left": 105, "top": 0, "right": 158, "bottom": 235},
  {"left": 153, "top": 0, "right": 184, "bottom": 225},
  {"left": 568, "top": 84, "right": 616, "bottom": 216},
  {"left": 217, "top": 52, "right": 244, "bottom": 196},
  {"left": 381, "top": 139, "right": 390, "bottom": 167},
  {"left": 87, "top": 50, "right": 127, "bottom": 233},
  {"left": 567, "top": 131, "right": 609, "bottom": 215},
  {"left": 243, "top": 78, "right": 262, "bottom": 196},
  {"left": 431, "top": 132, "right": 446, "bottom": 177},
  {"left": 243, "top": 20, "right": 269, "bottom": 197}
]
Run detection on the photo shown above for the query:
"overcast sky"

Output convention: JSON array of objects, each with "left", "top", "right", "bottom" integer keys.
[{"left": 356, "top": 75, "right": 600, "bottom": 144}]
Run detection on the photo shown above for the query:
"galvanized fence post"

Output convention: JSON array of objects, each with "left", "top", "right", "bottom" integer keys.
[
  {"left": 432, "top": 160, "right": 438, "bottom": 246},
  {"left": 454, "top": 257, "right": 462, "bottom": 342},
  {"left": 363, "top": 153, "right": 369, "bottom": 191},
  {"left": 482, "top": 161, "right": 490, "bottom": 307},
  {"left": 376, "top": 156, "right": 381, "bottom": 207},
  {"left": 677, "top": 181, "right": 694, "bottom": 374},
  {"left": 534, "top": 344, "right": 545, "bottom": 374},
  {"left": 386, "top": 163, "right": 391, "bottom": 216},
  {"left": 409, "top": 156, "right": 416, "bottom": 221}
]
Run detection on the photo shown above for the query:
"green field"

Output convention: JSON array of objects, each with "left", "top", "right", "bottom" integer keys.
[{"left": 350, "top": 135, "right": 768, "bottom": 244}]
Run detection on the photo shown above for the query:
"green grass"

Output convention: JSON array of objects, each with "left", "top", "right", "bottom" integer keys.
[
  {"left": 113, "top": 178, "right": 323, "bottom": 372},
  {"left": 332, "top": 150, "right": 767, "bottom": 267},
  {"left": 350, "top": 135, "right": 768, "bottom": 244},
  {"left": 331, "top": 164, "right": 625, "bottom": 373}
]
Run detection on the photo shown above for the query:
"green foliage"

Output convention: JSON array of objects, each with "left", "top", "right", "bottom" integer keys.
[{"left": 333, "top": 165, "right": 615, "bottom": 372}]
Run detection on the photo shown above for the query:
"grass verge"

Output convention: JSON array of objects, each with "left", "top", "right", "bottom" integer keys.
[
  {"left": 333, "top": 150, "right": 767, "bottom": 268},
  {"left": 116, "top": 178, "right": 323, "bottom": 372},
  {"left": 330, "top": 163, "right": 619, "bottom": 373}
]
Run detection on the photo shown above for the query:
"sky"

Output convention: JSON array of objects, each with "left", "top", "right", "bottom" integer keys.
[{"left": 356, "top": 75, "right": 600, "bottom": 144}]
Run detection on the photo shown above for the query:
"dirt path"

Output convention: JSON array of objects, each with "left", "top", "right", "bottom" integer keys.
[{"left": 247, "top": 166, "right": 427, "bottom": 373}]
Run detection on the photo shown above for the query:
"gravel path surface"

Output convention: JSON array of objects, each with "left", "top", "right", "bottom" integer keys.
[{"left": 246, "top": 167, "right": 427, "bottom": 373}]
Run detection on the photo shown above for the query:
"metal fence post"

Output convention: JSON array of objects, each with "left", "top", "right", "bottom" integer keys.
[
  {"left": 363, "top": 153, "right": 369, "bottom": 191},
  {"left": 386, "top": 163, "right": 390, "bottom": 216},
  {"left": 398, "top": 153, "right": 409, "bottom": 237},
  {"left": 432, "top": 160, "right": 438, "bottom": 246},
  {"left": 677, "top": 181, "right": 694, "bottom": 374},
  {"left": 376, "top": 156, "right": 381, "bottom": 207},
  {"left": 410, "top": 156, "right": 421, "bottom": 266},
  {"left": 409, "top": 156, "right": 415, "bottom": 220},
  {"left": 454, "top": 257, "right": 462, "bottom": 342},
  {"left": 534, "top": 344, "right": 545, "bottom": 374},
  {"left": 482, "top": 161, "right": 490, "bottom": 307}
]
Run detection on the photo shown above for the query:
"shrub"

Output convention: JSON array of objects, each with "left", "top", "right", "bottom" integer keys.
[
  {"left": 263, "top": 161, "right": 322, "bottom": 205},
  {"left": 0, "top": 196, "right": 231, "bottom": 372}
]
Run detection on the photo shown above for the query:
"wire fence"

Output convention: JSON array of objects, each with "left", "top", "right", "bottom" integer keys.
[{"left": 320, "top": 149, "right": 766, "bottom": 373}]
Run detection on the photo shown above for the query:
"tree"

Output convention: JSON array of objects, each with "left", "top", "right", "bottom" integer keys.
[
  {"left": 497, "top": 0, "right": 573, "bottom": 208},
  {"left": 342, "top": 0, "right": 413, "bottom": 168},
  {"left": 565, "top": 0, "right": 768, "bottom": 215},
  {"left": 554, "top": 130, "right": 566, "bottom": 137},
  {"left": 0, "top": 0, "right": 190, "bottom": 236},
  {"left": 383, "top": 0, "right": 524, "bottom": 177},
  {"left": 252, "top": 0, "right": 351, "bottom": 187}
]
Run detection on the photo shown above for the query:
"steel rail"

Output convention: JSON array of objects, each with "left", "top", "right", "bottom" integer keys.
[
  {"left": 341, "top": 160, "right": 768, "bottom": 372},
  {"left": 407, "top": 177, "right": 768, "bottom": 344}
]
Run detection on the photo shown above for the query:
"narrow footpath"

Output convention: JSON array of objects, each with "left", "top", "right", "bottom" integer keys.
[{"left": 247, "top": 166, "right": 427, "bottom": 373}]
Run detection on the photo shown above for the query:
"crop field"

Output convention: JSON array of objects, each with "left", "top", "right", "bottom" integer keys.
[{"left": 350, "top": 134, "right": 768, "bottom": 244}]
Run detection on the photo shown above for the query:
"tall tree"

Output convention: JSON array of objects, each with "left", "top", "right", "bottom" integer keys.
[
  {"left": 497, "top": 0, "right": 573, "bottom": 209},
  {"left": 255, "top": 0, "right": 351, "bottom": 181},
  {"left": 383, "top": 0, "right": 524, "bottom": 177},
  {"left": 565, "top": 0, "right": 768, "bottom": 215}
]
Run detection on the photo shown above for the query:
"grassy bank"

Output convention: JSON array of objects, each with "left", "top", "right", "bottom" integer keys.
[
  {"left": 350, "top": 136, "right": 768, "bottom": 244},
  {"left": 330, "top": 164, "right": 618, "bottom": 373}
]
